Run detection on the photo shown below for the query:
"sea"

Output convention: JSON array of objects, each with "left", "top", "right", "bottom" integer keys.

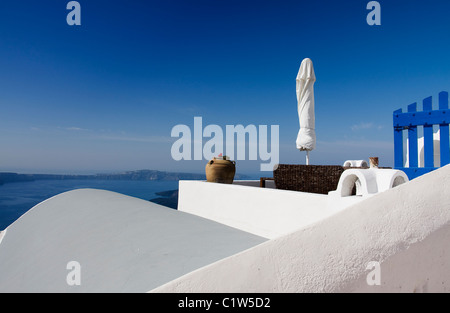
[{"left": 0, "top": 180, "right": 180, "bottom": 230}]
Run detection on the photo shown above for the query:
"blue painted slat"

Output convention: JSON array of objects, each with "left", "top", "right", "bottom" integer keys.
[
  {"left": 408, "top": 103, "right": 418, "bottom": 168},
  {"left": 393, "top": 109, "right": 403, "bottom": 168},
  {"left": 439, "top": 92, "right": 450, "bottom": 166},
  {"left": 393, "top": 109, "right": 450, "bottom": 127},
  {"left": 423, "top": 97, "right": 434, "bottom": 168}
]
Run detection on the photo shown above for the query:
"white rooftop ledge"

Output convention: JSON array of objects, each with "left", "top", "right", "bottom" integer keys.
[{"left": 178, "top": 180, "right": 343, "bottom": 239}]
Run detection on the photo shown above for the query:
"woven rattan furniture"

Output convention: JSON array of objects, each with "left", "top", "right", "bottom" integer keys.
[{"left": 273, "top": 164, "right": 348, "bottom": 195}]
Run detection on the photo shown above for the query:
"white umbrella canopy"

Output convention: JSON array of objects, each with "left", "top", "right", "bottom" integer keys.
[{"left": 296, "top": 58, "right": 316, "bottom": 164}]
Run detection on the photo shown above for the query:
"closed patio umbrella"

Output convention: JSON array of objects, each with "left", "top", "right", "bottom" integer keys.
[{"left": 296, "top": 58, "right": 316, "bottom": 165}]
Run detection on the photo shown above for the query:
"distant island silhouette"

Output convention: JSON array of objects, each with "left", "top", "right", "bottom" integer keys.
[{"left": 0, "top": 170, "right": 249, "bottom": 185}]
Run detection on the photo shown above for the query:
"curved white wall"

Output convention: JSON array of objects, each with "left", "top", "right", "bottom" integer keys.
[
  {"left": 178, "top": 181, "right": 335, "bottom": 239},
  {"left": 152, "top": 165, "right": 450, "bottom": 293},
  {"left": 0, "top": 189, "right": 266, "bottom": 292}
]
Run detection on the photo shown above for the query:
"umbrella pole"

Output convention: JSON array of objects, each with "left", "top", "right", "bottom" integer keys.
[{"left": 306, "top": 151, "right": 310, "bottom": 165}]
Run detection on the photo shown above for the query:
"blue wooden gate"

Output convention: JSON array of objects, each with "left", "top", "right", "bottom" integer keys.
[{"left": 393, "top": 91, "right": 450, "bottom": 179}]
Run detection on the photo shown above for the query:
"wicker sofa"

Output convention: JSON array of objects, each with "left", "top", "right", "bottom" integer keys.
[{"left": 273, "top": 164, "right": 350, "bottom": 195}]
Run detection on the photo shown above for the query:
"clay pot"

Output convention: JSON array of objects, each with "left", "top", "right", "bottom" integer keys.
[{"left": 205, "top": 157, "right": 236, "bottom": 184}]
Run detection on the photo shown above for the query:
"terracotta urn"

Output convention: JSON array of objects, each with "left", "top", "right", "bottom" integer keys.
[{"left": 205, "top": 157, "right": 236, "bottom": 184}]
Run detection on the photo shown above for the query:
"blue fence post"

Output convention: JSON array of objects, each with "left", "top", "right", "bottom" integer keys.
[
  {"left": 393, "top": 109, "right": 403, "bottom": 168},
  {"left": 407, "top": 103, "right": 418, "bottom": 168},
  {"left": 439, "top": 91, "right": 450, "bottom": 166},
  {"left": 423, "top": 96, "right": 434, "bottom": 168}
]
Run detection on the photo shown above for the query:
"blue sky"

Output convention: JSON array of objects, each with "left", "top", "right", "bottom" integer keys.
[{"left": 1, "top": 0, "right": 450, "bottom": 175}]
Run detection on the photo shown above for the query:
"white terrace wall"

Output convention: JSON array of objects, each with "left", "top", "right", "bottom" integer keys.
[
  {"left": 152, "top": 165, "right": 450, "bottom": 293},
  {"left": 178, "top": 180, "right": 334, "bottom": 239}
]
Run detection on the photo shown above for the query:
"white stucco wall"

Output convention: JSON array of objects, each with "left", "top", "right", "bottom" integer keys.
[
  {"left": 152, "top": 165, "right": 450, "bottom": 293},
  {"left": 178, "top": 180, "right": 338, "bottom": 239}
]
